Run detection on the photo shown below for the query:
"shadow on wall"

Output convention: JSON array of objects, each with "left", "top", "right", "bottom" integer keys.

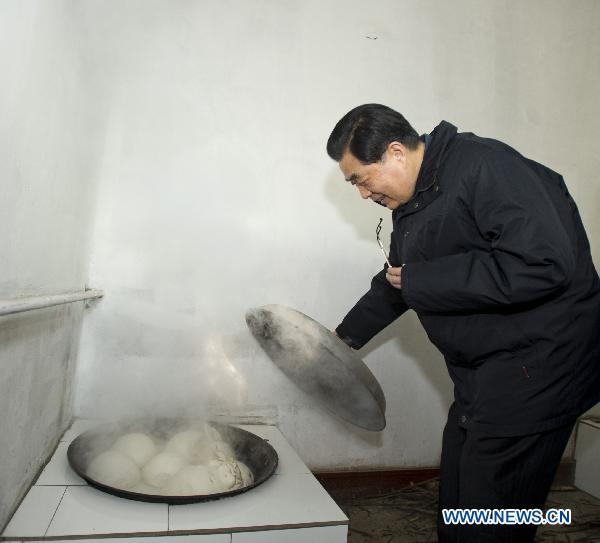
[{"left": 361, "top": 315, "right": 454, "bottom": 411}]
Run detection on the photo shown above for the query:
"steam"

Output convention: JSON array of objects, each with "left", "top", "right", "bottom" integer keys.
[
  {"left": 75, "top": 322, "right": 255, "bottom": 423},
  {"left": 73, "top": 296, "right": 383, "bottom": 452}
]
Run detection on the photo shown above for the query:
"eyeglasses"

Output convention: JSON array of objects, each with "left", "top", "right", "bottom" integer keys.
[{"left": 376, "top": 218, "right": 391, "bottom": 267}]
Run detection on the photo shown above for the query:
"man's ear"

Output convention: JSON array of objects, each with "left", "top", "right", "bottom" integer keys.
[{"left": 387, "top": 141, "right": 407, "bottom": 163}]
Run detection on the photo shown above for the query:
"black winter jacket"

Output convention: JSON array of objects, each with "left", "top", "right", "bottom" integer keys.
[{"left": 337, "top": 121, "right": 600, "bottom": 436}]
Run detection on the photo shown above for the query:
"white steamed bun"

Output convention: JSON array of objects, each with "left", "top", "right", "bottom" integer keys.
[
  {"left": 164, "top": 430, "right": 206, "bottom": 461},
  {"left": 87, "top": 450, "right": 141, "bottom": 490},
  {"left": 237, "top": 462, "right": 254, "bottom": 486},
  {"left": 162, "top": 465, "right": 223, "bottom": 495},
  {"left": 111, "top": 432, "right": 157, "bottom": 467},
  {"left": 208, "top": 460, "right": 243, "bottom": 490},
  {"left": 142, "top": 452, "right": 185, "bottom": 488},
  {"left": 192, "top": 440, "right": 235, "bottom": 464}
]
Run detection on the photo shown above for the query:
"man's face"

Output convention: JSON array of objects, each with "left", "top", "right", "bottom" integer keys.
[{"left": 339, "top": 143, "right": 418, "bottom": 210}]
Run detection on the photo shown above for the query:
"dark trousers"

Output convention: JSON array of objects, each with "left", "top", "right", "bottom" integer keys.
[{"left": 438, "top": 404, "right": 575, "bottom": 543}]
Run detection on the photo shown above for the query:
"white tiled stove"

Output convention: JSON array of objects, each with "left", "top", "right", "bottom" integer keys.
[{"left": 1, "top": 420, "right": 348, "bottom": 542}]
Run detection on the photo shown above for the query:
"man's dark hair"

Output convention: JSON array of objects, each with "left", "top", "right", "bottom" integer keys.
[{"left": 326, "top": 104, "right": 419, "bottom": 164}]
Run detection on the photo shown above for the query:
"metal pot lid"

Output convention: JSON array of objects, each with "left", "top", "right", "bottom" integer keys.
[{"left": 245, "top": 305, "right": 386, "bottom": 431}]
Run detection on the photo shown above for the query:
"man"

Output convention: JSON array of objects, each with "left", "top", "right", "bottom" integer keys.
[{"left": 327, "top": 104, "right": 600, "bottom": 542}]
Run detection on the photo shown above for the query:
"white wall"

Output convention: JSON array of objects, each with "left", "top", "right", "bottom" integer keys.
[
  {"left": 0, "top": 0, "right": 103, "bottom": 530},
  {"left": 73, "top": 0, "right": 600, "bottom": 470}
]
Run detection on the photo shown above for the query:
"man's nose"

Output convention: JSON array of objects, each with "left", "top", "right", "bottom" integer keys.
[{"left": 357, "top": 186, "right": 371, "bottom": 199}]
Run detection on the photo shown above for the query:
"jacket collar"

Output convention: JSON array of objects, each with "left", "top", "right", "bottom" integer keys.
[{"left": 393, "top": 120, "right": 457, "bottom": 219}]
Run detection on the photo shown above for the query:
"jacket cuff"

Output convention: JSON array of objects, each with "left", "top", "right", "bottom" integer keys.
[{"left": 334, "top": 324, "right": 364, "bottom": 350}]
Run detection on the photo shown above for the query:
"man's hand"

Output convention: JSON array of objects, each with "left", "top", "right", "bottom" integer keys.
[{"left": 386, "top": 265, "right": 404, "bottom": 289}]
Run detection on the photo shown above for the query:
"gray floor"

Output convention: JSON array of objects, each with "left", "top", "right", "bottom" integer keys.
[{"left": 335, "top": 479, "right": 600, "bottom": 542}]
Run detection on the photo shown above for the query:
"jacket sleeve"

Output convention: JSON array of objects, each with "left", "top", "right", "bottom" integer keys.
[
  {"left": 401, "top": 151, "right": 577, "bottom": 313},
  {"left": 336, "top": 232, "right": 409, "bottom": 348}
]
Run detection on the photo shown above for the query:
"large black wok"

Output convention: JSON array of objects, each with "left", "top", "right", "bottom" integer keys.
[{"left": 67, "top": 419, "right": 278, "bottom": 504}]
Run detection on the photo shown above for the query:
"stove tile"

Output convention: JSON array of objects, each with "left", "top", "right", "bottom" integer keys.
[
  {"left": 25, "top": 536, "right": 230, "bottom": 543},
  {"left": 36, "top": 443, "right": 87, "bottom": 486},
  {"left": 169, "top": 474, "right": 347, "bottom": 532},
  {"left": 1, "top": 486, "right": 66, "bottom": 538},
  {"left": 45, "top": 486, "right": 167, "bottom": 536},
  {"left": 232, "top": 525, "right": 347, "bottom": 542}
]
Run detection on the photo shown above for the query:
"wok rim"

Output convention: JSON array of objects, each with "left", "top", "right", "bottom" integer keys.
[{"left": 67, "top": 419, "right": 279, "bottom": 504}]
